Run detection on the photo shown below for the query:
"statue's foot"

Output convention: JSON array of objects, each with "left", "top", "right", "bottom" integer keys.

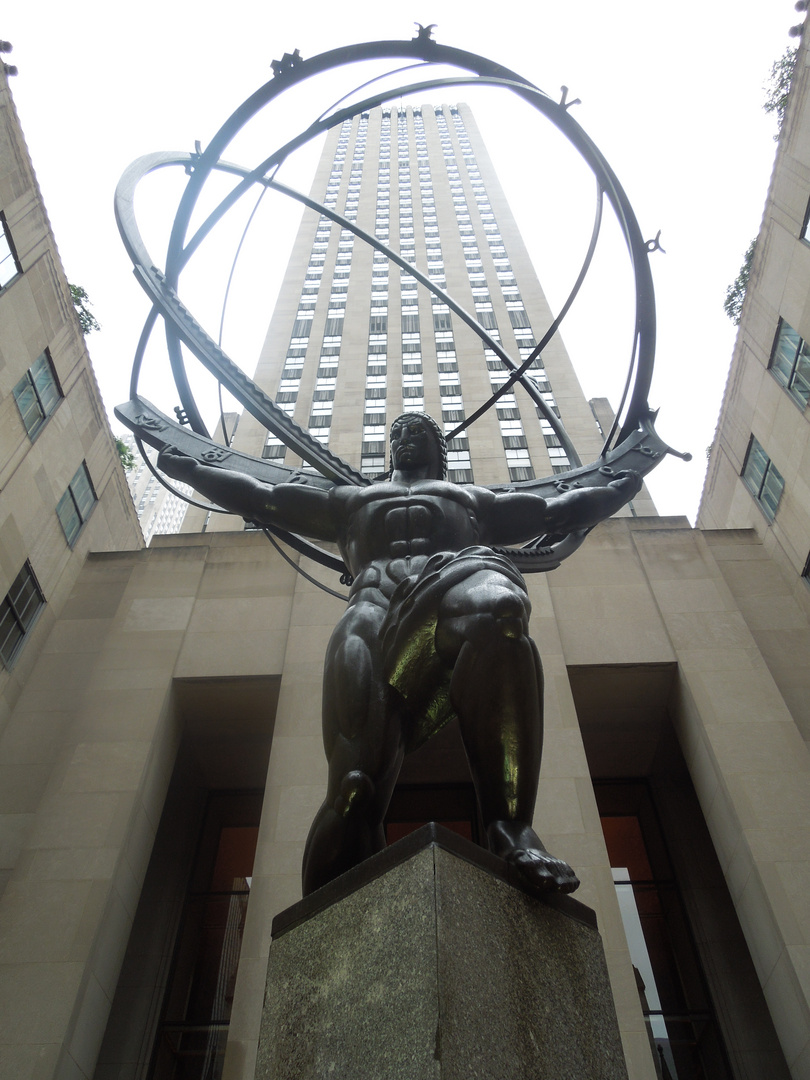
[{"left": 487, "top": 820, "right": 580, "bottom": 895}]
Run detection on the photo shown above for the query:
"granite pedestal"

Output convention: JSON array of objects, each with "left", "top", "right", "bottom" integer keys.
[{"left": 256, "top": 824, "right": 628, "bottom": 1080}]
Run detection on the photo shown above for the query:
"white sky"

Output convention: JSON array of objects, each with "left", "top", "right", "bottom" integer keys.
[{"left": 3, "top": 0, "right": 798, "bottom": 518}]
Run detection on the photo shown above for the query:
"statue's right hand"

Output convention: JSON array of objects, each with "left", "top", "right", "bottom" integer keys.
[{"left": 157, "top": 446, "right": 197, "bottom": 481}]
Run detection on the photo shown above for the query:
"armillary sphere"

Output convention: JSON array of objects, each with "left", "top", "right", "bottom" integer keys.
[{"left": 114, "top": 31, "right": 690, "bottom": 589}]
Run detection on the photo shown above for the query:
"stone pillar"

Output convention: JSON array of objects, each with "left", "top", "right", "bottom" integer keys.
[{"left": 256, "top": 824, "right": 628, "bottom": 1080}]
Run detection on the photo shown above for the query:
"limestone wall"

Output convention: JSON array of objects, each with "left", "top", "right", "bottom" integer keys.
[{"left": 0, "top": 523, "right": 805, "bottom": 1080}]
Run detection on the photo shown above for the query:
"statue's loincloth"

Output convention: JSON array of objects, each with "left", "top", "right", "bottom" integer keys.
[{"left": 380, "top": 546, "right": 527, "bottom": 752}]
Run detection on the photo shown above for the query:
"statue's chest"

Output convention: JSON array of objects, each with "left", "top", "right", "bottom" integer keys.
[{"left": 382, "top": 502, "right": 442, "bottom": 555}]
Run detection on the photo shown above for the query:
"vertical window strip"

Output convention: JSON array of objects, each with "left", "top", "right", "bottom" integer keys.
[
  {"left": 741, "top": 436, "right": 785, "bottom": 520},
  {"left": 0, "top": 561, "right": 45, "bottom": 667},
  {"left": 56, "top": 462, "right": 97, "bottom": 546}
]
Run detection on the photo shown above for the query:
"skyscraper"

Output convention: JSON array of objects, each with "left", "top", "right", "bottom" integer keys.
[
  {"left": 197, "top": 102, "right": 654, "bottom": 530},
  {"left": 118, "top": 434, "right": 192, "bottom": 543}
]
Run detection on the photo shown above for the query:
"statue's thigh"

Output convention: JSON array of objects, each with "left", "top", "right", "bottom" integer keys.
[{"left": 436, "top": 571, "right": 530, "bottom": 656}]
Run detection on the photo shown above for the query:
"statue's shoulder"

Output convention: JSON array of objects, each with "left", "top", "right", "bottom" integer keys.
[
  {"left": 414, "top": 479, "right": 497, "bottom": 513},
  {"left": 448, "top": 481, "right": 497, "bottom": 508},
  {"left": 333, "top": 478, "right": 399, "bottom": 507}
]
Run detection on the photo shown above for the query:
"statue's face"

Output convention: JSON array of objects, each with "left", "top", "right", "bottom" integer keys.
[{"left": 390, "top": 416, "right": 435, "bottom": 472}]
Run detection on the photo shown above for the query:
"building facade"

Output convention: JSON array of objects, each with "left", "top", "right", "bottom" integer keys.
[
  {"left": 0, "top": 63, "right": 142, "bottom": 828},
  {"left": 698, "top": 38, "right": 810, "bottom": 749},
  {"left": 0, "top": 56, "right": 808, "bottom": 1080}
]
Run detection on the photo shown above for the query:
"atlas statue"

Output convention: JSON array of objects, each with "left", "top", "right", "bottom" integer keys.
[
  {"left": 113, "top": 37, "right": 689, "bottom": 902},
  {"left": 159, "top": 414, "right": 642, "bottom": 896}
]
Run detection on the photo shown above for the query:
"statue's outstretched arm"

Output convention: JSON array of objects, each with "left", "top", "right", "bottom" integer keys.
[
  {"left": 542, "top": 470, "right": 642, "bottom": 532},
  {"left": 158, "top": 448, "right": 338, "bottom": 541},
  {"left": 486, "top": 470, "right": 642, "bottom": 546}
]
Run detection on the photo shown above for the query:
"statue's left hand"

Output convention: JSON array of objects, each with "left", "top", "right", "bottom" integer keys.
[{"left": 610, "top": 469, "right": 643, "bottom": 497}]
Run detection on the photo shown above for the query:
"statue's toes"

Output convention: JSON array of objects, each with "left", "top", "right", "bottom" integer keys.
[{"left": 507, "top": 849, "right": 581, "bottom": 895}]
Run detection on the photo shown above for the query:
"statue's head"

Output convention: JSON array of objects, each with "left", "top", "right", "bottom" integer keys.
[{"left": 389, "top": 413, "right": 447, "bottom": 480}]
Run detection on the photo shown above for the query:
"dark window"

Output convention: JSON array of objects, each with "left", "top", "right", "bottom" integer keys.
[
  {"left": 361, "top": 455, "right": 386, "bottom": 476},
  {"left": 596, "top": 783, "right": 733, "bottom": 1080},
  {"left": 369, "top": 314, "right": 388, "bottom": 334},
  {"left": 291, "top": 318, "right": 312, "bottom": 338},
  {"left": 446, "top": 435, "right": 469, "bottom": 451},
  {"left": 769, "top": 319, "right": 810, "bottom": 409},
  {"left": 150, "top": 793, "right": 260, "bottom": 1080},
  {"left": 478, "top": 310, "right": 498, "bottom": 331},
  {"left": 433, "top": 311, "right": 453, "bottom": 332},
  {"left": 56, "top": 462, "right": 97, "bottom": 546},
  {"left": 0, "top": 561, "right": 45, "bottom": 668},
  {"left": 741, "top": 436, "right": 785, "bottom": 521},
  {"left": 514, "top": 332, "right": 537, "bottom": 347},
  {"left": 508, "top": 308, "right": 531, "bottom": 329},
  {"left": 508, "top": 466, "right": 535, "bottom": 482},
  {"left": 261, "top": 444, "right": 286, "bottom": 459},
  {"left": 401, "top": 313, "right": 420, "bottom": 334},
  {"left": 0, "top": 213, "right": 22, "bottom": 289},
  {"left": 13, "top": 351, "right": 62, "bottom": 438},
  {"left": 324, "top": 317, "right": 344, "bottom": 338}
]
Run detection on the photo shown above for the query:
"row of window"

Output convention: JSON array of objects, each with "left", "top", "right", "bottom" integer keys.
[
  {"left": 438, "top": 111, "right": 548, "bottom": 482},
  {"left": 0, "top": 457, "right": 97, "bottom": 669},
  {"left": 13, "top": 352, "right": 113, "bottom": 515},
  {"left": 739, "top": 316, "right": 808, "bottom": 527},
  {"left": 278, "top": 120, "right": 360, "bottom": 455},
  {"left": 432, "top": 112, "right": 510, "bottom": 480}
]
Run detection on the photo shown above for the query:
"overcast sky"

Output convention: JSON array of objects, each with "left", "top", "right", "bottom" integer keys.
[{"left": 3, "top": 0, "right": 799, "bottom": 518}]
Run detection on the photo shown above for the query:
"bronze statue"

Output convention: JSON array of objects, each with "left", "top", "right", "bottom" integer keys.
[{"left": 159, "top": 413, "right": 641, "bottom": 898}]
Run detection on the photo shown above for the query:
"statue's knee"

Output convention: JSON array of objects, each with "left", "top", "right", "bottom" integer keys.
[
  {"left": 494, "top": 611, "right": 527, "bottom": 639},
  {"left": 333, "top": 769, "right": 375, "bottom": 817},
  {"left": 490, "top": 591, "right": 529, "bottom": 639}
]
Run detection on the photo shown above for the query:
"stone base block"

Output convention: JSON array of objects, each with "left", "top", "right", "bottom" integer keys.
[{"left": 256, "top": 824, "right": 627, "bottom": 1080}]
